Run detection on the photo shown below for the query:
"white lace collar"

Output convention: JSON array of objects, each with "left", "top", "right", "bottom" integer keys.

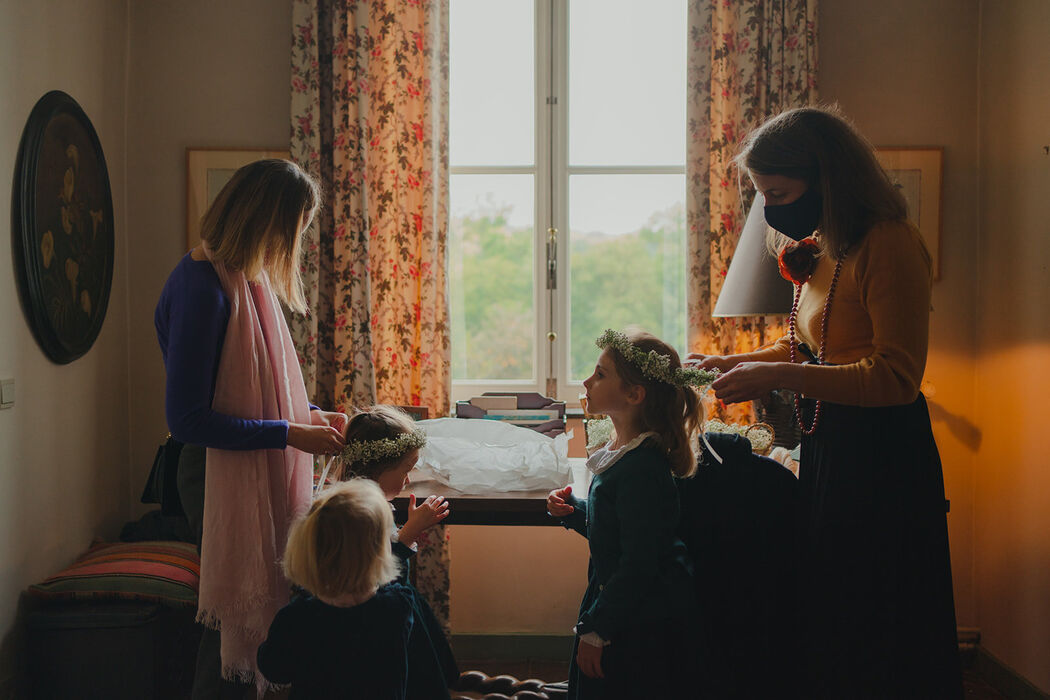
[{"left": 586, "top": 431, "right": 658, "bottom": 475}]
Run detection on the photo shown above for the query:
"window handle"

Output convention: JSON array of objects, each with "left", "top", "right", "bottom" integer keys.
[{"left": 546, "top": 228, "right": 557, "bottom": 290}]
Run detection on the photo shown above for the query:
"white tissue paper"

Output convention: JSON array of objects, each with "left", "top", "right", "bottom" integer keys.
[{"left": 413, "top": 418, "right": 572, "bottom": 494}]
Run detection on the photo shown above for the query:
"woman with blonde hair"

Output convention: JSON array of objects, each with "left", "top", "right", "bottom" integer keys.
[
  {"left": 155, "top": 159, "right": 347, "bottom": 696},
  {"left": 690, "top": 107, "right": 962, "bottom": 697}
]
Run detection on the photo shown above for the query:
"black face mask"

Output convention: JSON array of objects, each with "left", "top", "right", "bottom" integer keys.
[{"left": 763, "top": 187, "right": 822, "bottom": 241}]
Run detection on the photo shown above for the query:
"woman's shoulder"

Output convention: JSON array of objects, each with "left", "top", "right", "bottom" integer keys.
[
  {"left": 168, "top": 251, "right": 221, "bottom": 284},
  {"left": 858, "top": 219, "right": 930, "bottom": 261},
  {"left": 159, "top": 253, "right": 226, "bottom": 305},
  {"left": 853, "top": 219, "right": 932, "bottom": 277}
]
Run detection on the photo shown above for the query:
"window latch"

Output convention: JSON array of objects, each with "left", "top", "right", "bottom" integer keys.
[{"left": 546, "top": 228, "right": 557, "bottom": 290}]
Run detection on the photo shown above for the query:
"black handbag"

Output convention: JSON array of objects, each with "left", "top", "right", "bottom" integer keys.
[{"left": 140, "top": 435, "right": 185, "bottom": 517}]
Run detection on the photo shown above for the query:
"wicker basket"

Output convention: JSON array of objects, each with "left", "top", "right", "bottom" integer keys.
[{"left": 743, "top": 422, "right": 776, "bottom": 456}]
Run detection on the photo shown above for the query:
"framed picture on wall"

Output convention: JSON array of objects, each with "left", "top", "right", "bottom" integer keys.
[
  {"left": 13, "top": 90, "right": 115, "bottom": 364},
  {"left": 186, "top": 148, "right": 290, "bottom": 251},
  {"left": 875, "top": 147, "right": 943, "bottom": 280}
]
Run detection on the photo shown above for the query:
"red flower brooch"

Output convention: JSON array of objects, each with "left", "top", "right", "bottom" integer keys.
[{"left": 777, "top": 237, "right": 821, "bottom": 285}]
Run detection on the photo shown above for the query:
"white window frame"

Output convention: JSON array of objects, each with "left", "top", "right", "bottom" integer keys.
[{"left": 449, "top": 0, "right": 686, "bottom": 406}]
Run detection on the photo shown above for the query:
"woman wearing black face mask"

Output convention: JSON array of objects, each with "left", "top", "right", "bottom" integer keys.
[{"left": 689, "top": 107, "right": 962, "bottom": 699}]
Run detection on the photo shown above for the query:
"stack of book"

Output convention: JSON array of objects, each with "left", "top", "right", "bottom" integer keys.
[{"left": 455, "top": 393, "right": 566, "bottom": 437}]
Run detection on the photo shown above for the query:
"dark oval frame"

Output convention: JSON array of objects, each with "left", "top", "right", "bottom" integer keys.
[{"left": 12, "top": 90, "right": 114, "bottom": 364}]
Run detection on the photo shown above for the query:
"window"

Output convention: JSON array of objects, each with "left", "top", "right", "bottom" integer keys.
[{"left": 450, "top": 0, "right": 686, "bottom": 401}]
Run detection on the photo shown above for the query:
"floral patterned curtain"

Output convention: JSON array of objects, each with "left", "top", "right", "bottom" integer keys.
[
  {"left": 687, "top": 0, "right": 818, "bottom": 424},
  {"left": 290, "top": 0, "right": 452, "bottom": 629}
]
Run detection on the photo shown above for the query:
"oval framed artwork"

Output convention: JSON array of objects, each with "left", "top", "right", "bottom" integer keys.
[{"left": 13, "top": 90, "right": 114, "bottom": 364}]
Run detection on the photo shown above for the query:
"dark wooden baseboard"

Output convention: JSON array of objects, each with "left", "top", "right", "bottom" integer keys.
[
  {"left": 976, "top": 647, "right": 1050, "bottom": 700},
  {"left": 451, "top": 634, "right": 573, "bottom": 662}
]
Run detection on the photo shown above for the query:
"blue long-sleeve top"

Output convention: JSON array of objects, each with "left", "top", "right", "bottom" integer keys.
[{"left": 154, "top": 253, "right": 290, "bottom": 450}]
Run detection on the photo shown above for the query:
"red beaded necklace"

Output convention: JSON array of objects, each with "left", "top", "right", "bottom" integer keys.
[{"left": 788, "top": 255, "right": 844, "bottom": 436}]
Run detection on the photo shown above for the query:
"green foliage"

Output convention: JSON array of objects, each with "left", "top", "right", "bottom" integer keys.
[
  {"left": 450, "top": 205, "right": 535, "bottom": 380},
  {"left": 450, "top": 202, "right": 686, "bottom": 382},
  {"left": 569, "top": 202, "right": 686, "bottom": 378}
]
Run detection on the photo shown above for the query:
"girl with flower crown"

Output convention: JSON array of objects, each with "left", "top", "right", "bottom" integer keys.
[
  {"left": 547, "top": 327, "right": 712, "bottom": 700},
  {"left": 688, "top": 106, "right": 961, "bottom": 698},
  {"left": 257, "top": 479, "right": 455, "bottom": 699},
  {"left": 330, "top": 405, "right": 459, "bottom": 696},
  {"left": 335, "top": 405, "right": 450, "bottom": 579}
]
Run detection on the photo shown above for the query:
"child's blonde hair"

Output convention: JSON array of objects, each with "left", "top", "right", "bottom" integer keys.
[
  {"left": 338, "top": 406, "right": 420, "bottom": 481},
  {"left": 199, "top": 159, "right": 320, "bottom": 314},
  {"left": 283, "top": 479, "right": 398, "bottom": 599},
  {"left": 606, "top": 327, "right": 703, "bottom": 478}
]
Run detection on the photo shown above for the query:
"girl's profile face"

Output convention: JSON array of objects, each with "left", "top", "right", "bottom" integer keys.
[
  {"left": 582, "top": 348, "right": 632, "bottom": 417},
  {"left": 750, "top": 171, "right": 809, "bottom": 206},
  {"left": 375, "top": 447, "right": 420, "bottom": 500}
]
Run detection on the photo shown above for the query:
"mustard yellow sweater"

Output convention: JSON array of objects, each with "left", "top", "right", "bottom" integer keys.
[{"left": 750, "top": 220, "right": 933, "bottom": 407}]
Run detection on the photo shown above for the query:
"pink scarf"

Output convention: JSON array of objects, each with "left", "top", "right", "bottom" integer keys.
[{"left": 199, "top": 256, "right": 313, "bottom": 688}]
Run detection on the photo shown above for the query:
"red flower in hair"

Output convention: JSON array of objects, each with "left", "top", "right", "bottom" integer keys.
[{"left": 777, "top": 237, "right": 821, "bottom": 285}]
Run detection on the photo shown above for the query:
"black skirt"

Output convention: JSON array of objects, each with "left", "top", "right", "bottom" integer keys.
[{"left": 797, "top": 394, "right": 962, "bottom": 699}]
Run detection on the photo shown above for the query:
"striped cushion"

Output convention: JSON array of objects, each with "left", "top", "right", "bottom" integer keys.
[{"left": 27, "top": 540, "right": 200, "bottom": 608}]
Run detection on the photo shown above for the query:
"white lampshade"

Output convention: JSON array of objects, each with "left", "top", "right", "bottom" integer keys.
[{"left": 712, "top": 196, "right": 794, "bottom": 317}]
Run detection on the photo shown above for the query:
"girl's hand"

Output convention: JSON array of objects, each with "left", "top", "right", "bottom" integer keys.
[
  {"left": 710, "top": 362, "right": 782, "bottom": 404},
  {"left": 287, "top": 423, "right": 345, "bottom": 455},
  {"left": 547, "top": 486, "right": 575, "bottom": 517},
  {"left": 576, "top": 638, "right": 605, "bottom": 679},
  {"left": 310, "top": 409, "right": 349, "bottom": 436},
  {"left": 684, "top": 353, "right": 741, "bottom": 373},
  {"left": 399, "top": 494, "right": 450, "bottom": 545}
]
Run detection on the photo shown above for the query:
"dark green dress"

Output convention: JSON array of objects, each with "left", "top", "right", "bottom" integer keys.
[{"left": 558, "top": 437, "right": 696, "bottom": 700}]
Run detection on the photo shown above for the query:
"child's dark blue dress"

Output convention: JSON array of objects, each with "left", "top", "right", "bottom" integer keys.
[
  {"left": 257, "top": 582, "right": 457, "bottom": 699},
  {"left": 558, "top": 436, "right": 696, "bottom": 700}
]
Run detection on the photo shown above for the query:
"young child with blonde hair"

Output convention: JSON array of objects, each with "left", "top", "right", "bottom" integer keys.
[
  {"left": 547, "top": 327, "right": 715, "bottom": 700},
  {"left": 257, "top": 479, "right": 456, "bottom": 698}
]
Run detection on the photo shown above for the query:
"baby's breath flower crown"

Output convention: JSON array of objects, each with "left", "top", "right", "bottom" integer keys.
[
  {"left": 341, "top": 429, "right": 427, "bottom": 465},
  {"left": 596, "top": 329, "right": 718, "bottom": 388}
]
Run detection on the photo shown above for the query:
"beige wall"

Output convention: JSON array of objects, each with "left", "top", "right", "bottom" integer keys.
[
  {"left": 820, "top": 0, "right": 981, "bottom": 628},
  {"left": 125, "top": 0, "right": 294, "bottom": 513},
  {"left": 0, "top": 0, "right": 130, "bottom": 688},
  {"left": 975, "top": 0, "right": 1050, "bottom": 692}
]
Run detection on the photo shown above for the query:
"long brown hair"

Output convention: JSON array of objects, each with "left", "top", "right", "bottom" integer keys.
[
  {"left": 199, "top": 159, "right": 320, "bottom": 313},
  {"left": 735, "top": 106, "right": 906, "bottom": 259},
  {"left": 607, "top": 328, "right": 702, "bottom": 478}
]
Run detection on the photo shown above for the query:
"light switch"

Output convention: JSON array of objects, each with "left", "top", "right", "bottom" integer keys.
[{"left": 0, "top": 378, "right": 14, "bottom": 409}]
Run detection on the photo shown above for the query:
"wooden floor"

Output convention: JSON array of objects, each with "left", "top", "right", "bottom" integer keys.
[
  {"left": 456, "top": 659, "right": 1009, "bottom": 699},
  {"left": 964, "top": 670, "right": 1009, "bottom": 699}
]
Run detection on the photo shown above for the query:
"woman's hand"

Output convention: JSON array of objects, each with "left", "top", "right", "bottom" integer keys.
[
  {"left": 547, "top": 486, "right": 575, "bottom": 517},
  {"left": 399, "top": 494, "right": 450, "bottom": 546},
  {"left": 684, "top": 353, "right": 742, "bottom": 373},
  {"left": 310, "top": 409, "right": 349, "bottom": 436},
  {"left": 710, "top": 362, "right": 784, "bottom": 404},
  {"left": 576, "top": 638, "right": 605, "bottom": 679},
  {"left": 286, "top": 423, "right": 345, "bottom": 455}
]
